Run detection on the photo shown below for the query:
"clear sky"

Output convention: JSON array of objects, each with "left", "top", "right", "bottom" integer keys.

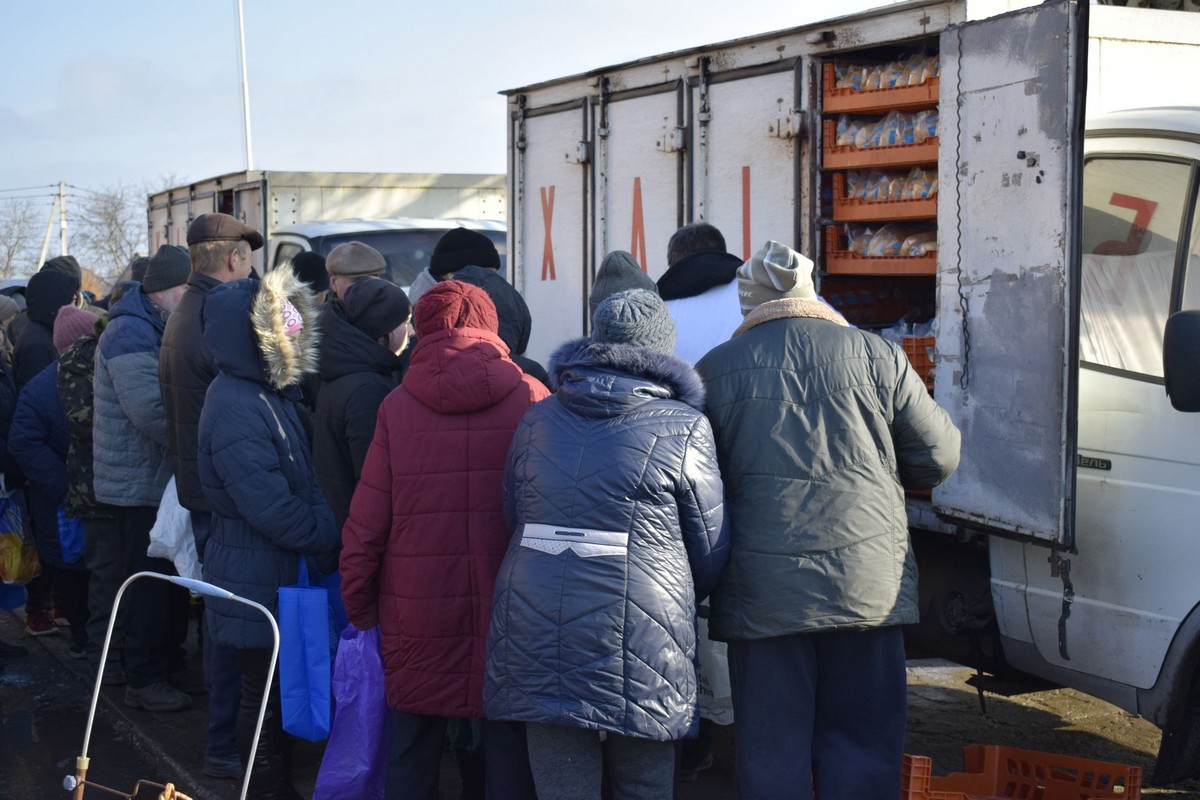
[{"left": 0, "top": 0, "right": 888, "bottom": 196}]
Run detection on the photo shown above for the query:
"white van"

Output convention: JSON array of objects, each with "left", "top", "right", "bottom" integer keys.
[{"left": 268, "top": 217, "right": 507, "bottom": 289}]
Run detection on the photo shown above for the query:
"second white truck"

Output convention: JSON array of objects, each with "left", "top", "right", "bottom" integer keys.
[{"left": 146, "top": 170, "right": 506, "bottom": 274}]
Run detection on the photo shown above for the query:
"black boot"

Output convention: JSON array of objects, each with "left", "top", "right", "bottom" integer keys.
[
  {"left": 236, "top": 649, "right": 301, "bottom": 800},
  {"left": 456, "top": 748, "right": 485, "bottom": 800}
]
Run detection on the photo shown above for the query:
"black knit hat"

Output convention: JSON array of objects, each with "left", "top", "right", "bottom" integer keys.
[
  {"left": 129, "top": 255, "right": 150, "bottom": 283},
  {"left": 343, "top": 277, "right": 412, "bottom": 340},
  {"left": 429, "top": 228, "right": 500, "bottom": 276},
  {"left": 25, "top": 270, "right": 78, "bottom": 326},
  {"left": 291, "top": 251, "right": 330, "bottom": 292},
  {"left": 143, "top": 245, "right": 192, "bottom": 293},
  {"left": 41, "top": 255, "right": 82, "bottom": 283}
]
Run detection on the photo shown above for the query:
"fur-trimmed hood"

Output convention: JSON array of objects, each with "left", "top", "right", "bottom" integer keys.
[
  {"left": 202, "top": 268, "right": 320, "bottom": 390},
  {"left": 549, "top": 337, "right": 706, "bottom": 413},
  {"left": 733, "top": 296, "right": 849, "bottom": 338}
]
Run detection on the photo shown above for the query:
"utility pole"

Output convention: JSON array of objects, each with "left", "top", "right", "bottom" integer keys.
[
  {"left": 236, "top": 0, "right": 254, "bottom": 171},
  {"left": 58, "top": 181, "right": 68, "bottom": 256},
  {"left": 38, "top": 192, "right": 59, "bottom": 267}
]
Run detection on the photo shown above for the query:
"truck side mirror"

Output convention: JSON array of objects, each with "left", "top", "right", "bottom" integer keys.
[{"left": 1163, "top": 309, "right": 1200, "bottom": 412}]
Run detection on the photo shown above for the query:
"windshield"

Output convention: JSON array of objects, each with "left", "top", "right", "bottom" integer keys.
[{"left": 309, "top": 229, "right": 507, "bottom": 287}]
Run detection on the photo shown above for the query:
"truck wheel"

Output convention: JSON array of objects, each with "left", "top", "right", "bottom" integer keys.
[{"left": 1154, "top": 673, "right": 1200, "bottom": 785}]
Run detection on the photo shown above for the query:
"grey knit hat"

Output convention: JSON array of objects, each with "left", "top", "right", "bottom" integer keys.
[
  {"left": 0, "top": 295, "right": 19, "bottom": 325},
  {"left": 589, "top": 251, "right": 657, "bottom": 317},
  {"left": 143, "top": 244, "right": 192, "bottom": 293},
  {"left": 736, "top": 240, "right": 816, "bottom": 315},
  {"left": 592, "top": 288, "right": 677, "bottom": 355}
]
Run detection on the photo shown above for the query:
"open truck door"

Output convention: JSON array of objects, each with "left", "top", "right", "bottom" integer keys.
[{"left": 933, "top": 0, "right": 1086, "bottom": 549}]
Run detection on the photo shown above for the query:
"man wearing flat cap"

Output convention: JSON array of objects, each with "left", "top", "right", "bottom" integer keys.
[
  {"left": 158, "top": 212, "right": 263, "bottom": 776},
  {"left": 324, "top": 241, "right": 387, "bottom": 302},
  {"left": 695, "top": 240, "right": 961, "bottom": 799},
  {"left": 93, "top": 244, "right": 194, "bottom": 715}
]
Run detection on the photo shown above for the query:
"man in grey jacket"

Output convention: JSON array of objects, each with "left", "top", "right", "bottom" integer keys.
[
  {"left": 93, "top": 244, "right": 194, "bottom": 714},
  {"left": 695, "top": 241, "right": 960, "bottom": 800}
]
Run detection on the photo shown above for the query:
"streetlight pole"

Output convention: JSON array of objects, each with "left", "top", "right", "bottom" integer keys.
[{"left": 236, "top": 0, "right": 254, "bottom": 171}]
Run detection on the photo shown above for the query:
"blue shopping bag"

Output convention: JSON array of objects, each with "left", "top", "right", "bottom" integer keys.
[
  {"left": 277, "top": 558, "right": 332, "bottom": 741},
  {"left": 312, "top": 569, "right": 348, "bottom": 657}
]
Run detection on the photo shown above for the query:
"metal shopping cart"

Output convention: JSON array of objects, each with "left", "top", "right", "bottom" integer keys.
[{"left": 63, "top": 571, "right": 279, "bottom": 800}]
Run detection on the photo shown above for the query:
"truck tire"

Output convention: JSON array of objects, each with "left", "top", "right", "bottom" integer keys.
[{"left": 1154, "top": 672, "right": 1200, "bottom": 784}]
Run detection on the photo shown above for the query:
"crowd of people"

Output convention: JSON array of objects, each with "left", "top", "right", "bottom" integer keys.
[{"left": 0, "top": 215, "right": 961, "bottom": 800}]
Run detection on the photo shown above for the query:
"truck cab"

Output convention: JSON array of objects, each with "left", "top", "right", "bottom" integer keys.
[{"left": 982, "top": 106, "right": 1200, "bottom": 781}]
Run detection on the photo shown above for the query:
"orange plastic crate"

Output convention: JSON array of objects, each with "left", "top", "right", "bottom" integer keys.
[
  {"left": 823, "top": 62, "right": 940, "bottom": 114},
  {"left": 903, "top": 746, "right": 1142, "bottom": 800},
  {"left": 902, "top": 335, "right": 935, "bottom": 391},
  {"left": 832, "top": 172, "right": 937, "bottom": 222},
  {"left": 823, "top": 226, "right": 936, "bottom": 277},
  {"left": 823, "top": 119, "right": 939, "bottom": 170}
]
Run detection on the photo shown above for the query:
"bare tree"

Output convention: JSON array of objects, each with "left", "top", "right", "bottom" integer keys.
[
  {"left": 0, "top": 198, "right": 42, "bottom": 279},
  {"left": 70, "top": 183, "right": 146, "bottom": 289}
]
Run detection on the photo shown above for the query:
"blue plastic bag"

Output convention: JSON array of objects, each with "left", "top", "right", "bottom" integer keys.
[
  {"left": 57, "top": 506, "right": 84, "bottom": 565},
  {"left": 277, "top": 559, "right": 332, "bottom": 741},
  {"left": 313, "top": 625, "right": 387, "bottom": 800},
  {"left": 0, "top": 581, "right": 25, "bottom": 611}
]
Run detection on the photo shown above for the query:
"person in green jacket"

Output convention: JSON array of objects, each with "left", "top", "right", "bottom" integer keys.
[{"left": 695, "top": 240, "right": 960, "bottom": 800}]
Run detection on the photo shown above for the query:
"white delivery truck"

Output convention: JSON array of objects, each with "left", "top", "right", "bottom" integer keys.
[
  {"left": 502, "top": 0, "right": 1200, "bottom": 782},
  {"left": 146, "top": 170, "right": 506, "bottom": 274}
]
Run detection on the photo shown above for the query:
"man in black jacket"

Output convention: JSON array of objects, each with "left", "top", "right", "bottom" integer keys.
[
  {"left": 13, "top": 258, "right": 81, "bottom": 391},
  {"left": 158, "top": 212, "right": 261, "bottom": 780},
  {"left": 11, "top": 260, "right": 82, "bottom": 637}
]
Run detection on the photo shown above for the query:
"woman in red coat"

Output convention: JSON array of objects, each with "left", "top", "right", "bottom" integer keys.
[{"left": 340, "top": 279, "right": 549, "bottom": 799}]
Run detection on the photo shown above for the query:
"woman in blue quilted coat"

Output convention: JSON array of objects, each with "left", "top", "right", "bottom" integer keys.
[{"left": 484, "top": 288, "right": 729, "bottom": 799}]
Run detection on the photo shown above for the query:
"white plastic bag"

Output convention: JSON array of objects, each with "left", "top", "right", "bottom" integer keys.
[
  {"left": 147, "top": 477, "right": 201, "bottom": 580},
  {"left": 696, "top": 614, "right": 735, "bottom": 725}
]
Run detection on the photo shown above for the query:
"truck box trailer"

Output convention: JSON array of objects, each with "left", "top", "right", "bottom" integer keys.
[
  {"left": 146, "top": 170, "right": 505, "bottom": 271},
  {"left": 502, "top": 0, "right": 1200, "bottom": 781}
]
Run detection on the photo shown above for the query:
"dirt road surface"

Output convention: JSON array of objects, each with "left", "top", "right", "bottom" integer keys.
[{"left": 905, "top": 659, "right": 1200, "bottom": 798}]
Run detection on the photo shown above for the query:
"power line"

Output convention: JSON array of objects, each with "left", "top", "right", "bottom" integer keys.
[
  {"left": 0, "top": 184, "right": 56, "bottom": 194},
  {"left": 0, "top": 194, "right": 58, "bottom": 202},
  {"left": 65, "top": 184, "right": 108, "bottom": 196}
]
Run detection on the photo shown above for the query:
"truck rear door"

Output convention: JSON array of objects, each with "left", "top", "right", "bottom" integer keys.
[
  {"left": 933, "top": 0, "right": 1085, "bottom": 547},
  {"left": 511, "top": 100, "right": 592, "bottom": 360},
  {"left": 691, "top": 63, "right": 801, "bottom": 261},
  {"left": 595, "top": 80, "right": 683, "bottom": 279}
]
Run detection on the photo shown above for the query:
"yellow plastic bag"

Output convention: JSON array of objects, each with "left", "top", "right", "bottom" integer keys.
[{"left": 0, "top": 482, "right": 40, "bottom": 585}]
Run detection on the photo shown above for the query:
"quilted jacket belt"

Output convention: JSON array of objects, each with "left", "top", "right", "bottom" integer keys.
[{"left": 519, "top": 523, "right": 628, "bottom": 558}]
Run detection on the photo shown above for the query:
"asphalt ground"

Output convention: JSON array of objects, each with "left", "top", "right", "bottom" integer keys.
[
  {"left": 8, "top": 602, "right": 1193, "bottom": 799},
  {"left": 2, "top": 605, "right": 739, "bottom": 799}
]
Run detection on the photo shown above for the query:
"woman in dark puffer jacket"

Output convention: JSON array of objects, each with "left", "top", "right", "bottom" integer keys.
[
  {"left": 199, "top": 267, "right": 339, "bottom": 800},
  {"left": 485, "top": 288, "right": 729, "bottom": 800}
]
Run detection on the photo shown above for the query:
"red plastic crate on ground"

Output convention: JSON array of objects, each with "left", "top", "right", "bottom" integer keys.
[{"left": 903, "top": 746, "right": 1142, "bottom": 800}]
